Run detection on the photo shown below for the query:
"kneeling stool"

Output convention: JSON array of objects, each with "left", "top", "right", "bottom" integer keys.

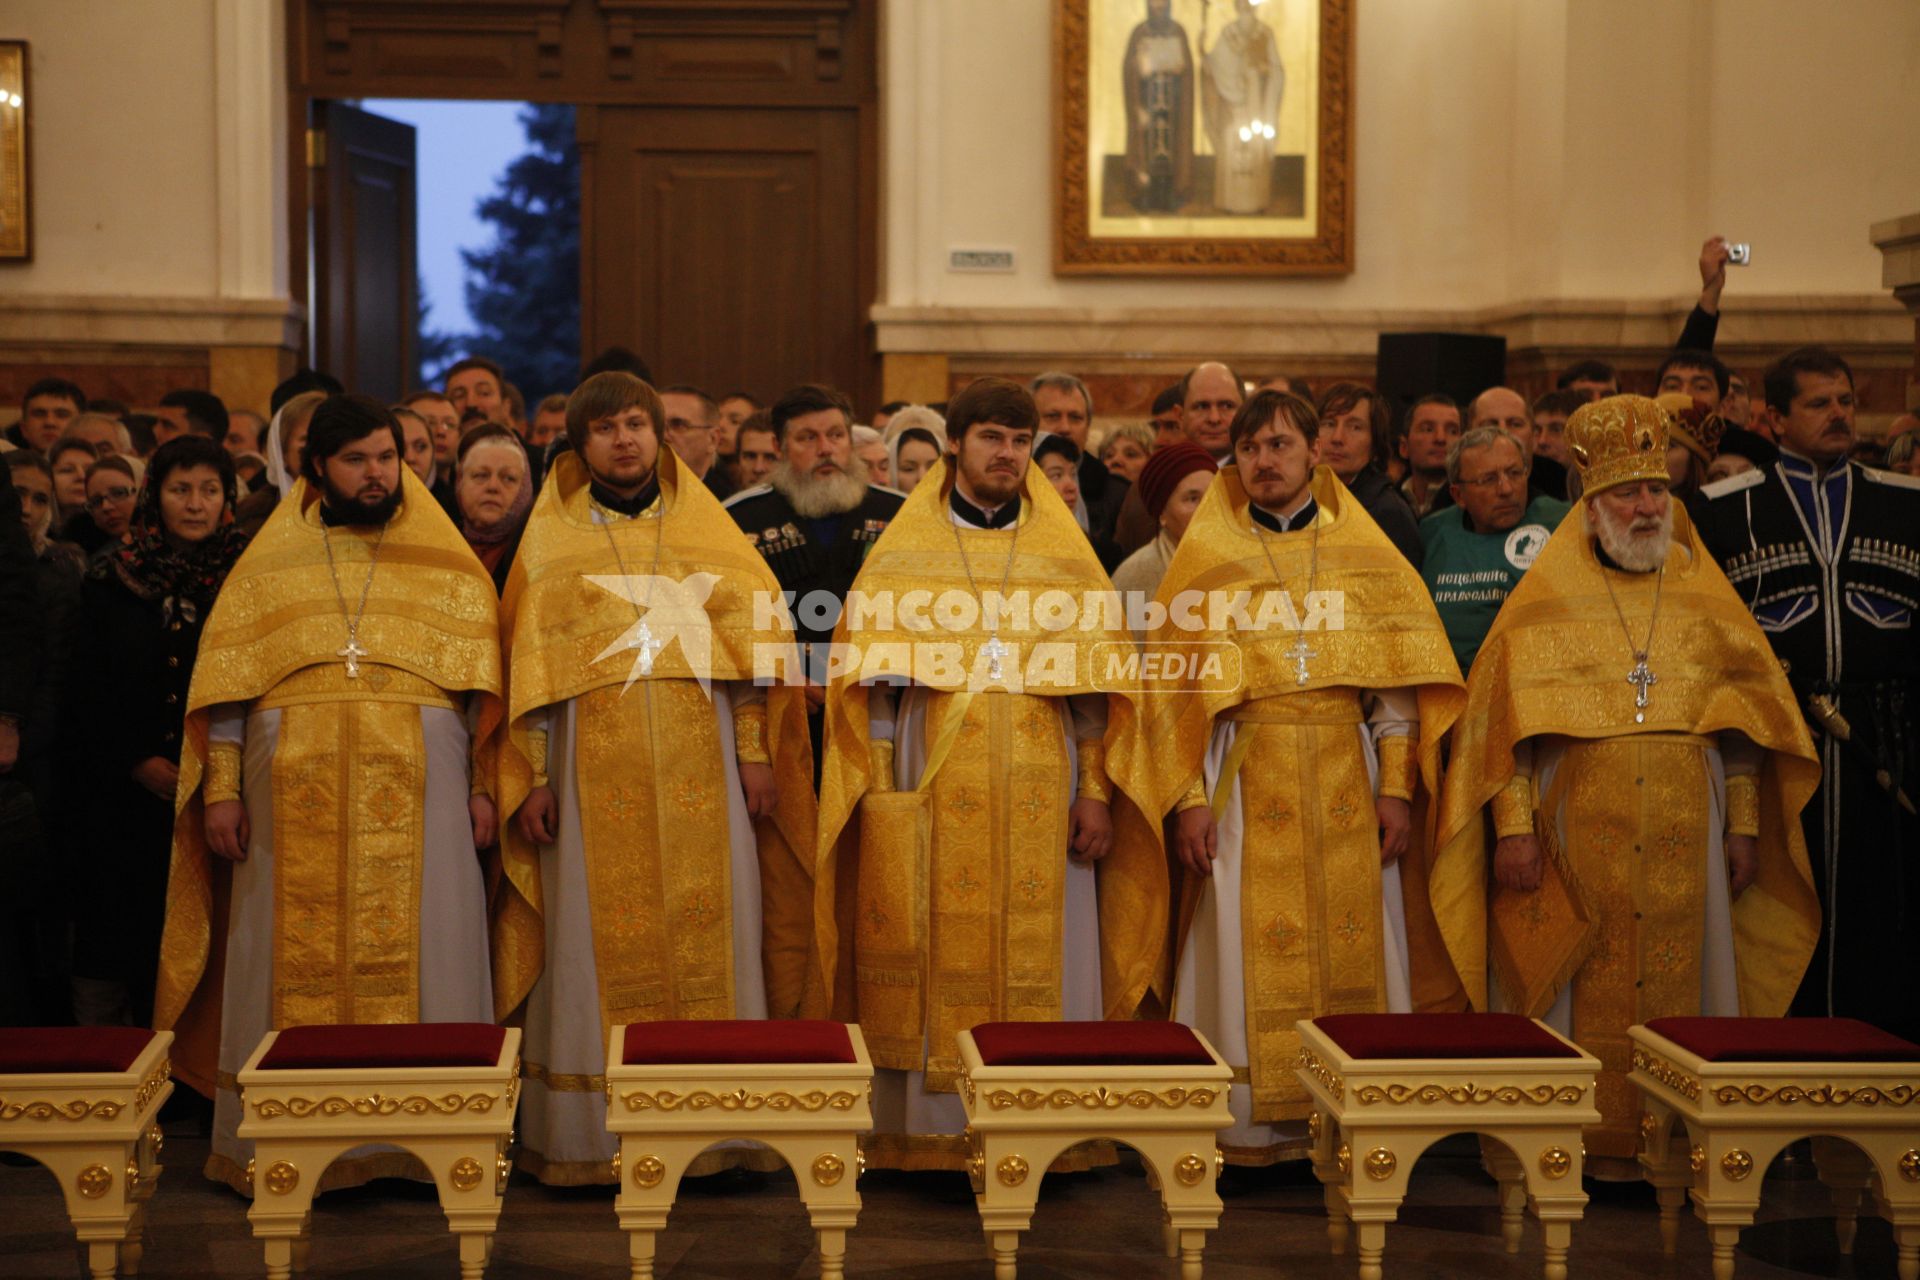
[
  {"left": 236, "top": 1023, "right": 521, "bottom": 1279},
  {"left": 1296, "top": 1013, "right": 1601, "bottom": 1280},
  {"left": 957, "top": 1021, "right": 1234, "bottom": 1280},
  {"left": 604, "top": 1020, "right": 875, "bottom": 1279},
  {"left": 1631, "top": 1016, "right": 1920, "bottom": 1280},
  {"left": 0, "top": 1027, "right": 171, "bottom": 1279}
]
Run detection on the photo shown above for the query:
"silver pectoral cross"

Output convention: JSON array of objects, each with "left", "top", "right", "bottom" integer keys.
[
  {"left": 1627, "top": 654, "right": 1657, "bottom": 723},
  {"left": 1285, "top": 635, "right": 1317, "bottom": 686},
  {"left": 338, "top": 634, "right": 368, "bottom": 680},
  {"left": 627, "top": 619, "right": 660, "bottom": 676},
  {"left": 982, "top": 633, "right": 1010, "bottom": 682}
]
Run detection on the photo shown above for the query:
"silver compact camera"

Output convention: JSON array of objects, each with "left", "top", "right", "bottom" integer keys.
[{"left": 1727, "top": 242, "right": 1752, "bottom": 266}]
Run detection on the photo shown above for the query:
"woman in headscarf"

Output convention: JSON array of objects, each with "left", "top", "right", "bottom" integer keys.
[
  {"left": 881, "top": 405, "right": 947, "bottom": 497},
  {"left": 67, "top": 435, "right": 249, "bottom": 1025},
  {"left": 233, "top": 389, "right": 325, "bottom": 537},
  {"left": 453, "top": 422, "right": 534, "bottom": 593}
]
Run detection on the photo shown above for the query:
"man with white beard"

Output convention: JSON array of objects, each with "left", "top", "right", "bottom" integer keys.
[
  {"left": 725, "top": 385, "right": 905, "bottom": 761},
  {"left": 1430, "top": 395, "right": 1820, "bottom": 1177}
]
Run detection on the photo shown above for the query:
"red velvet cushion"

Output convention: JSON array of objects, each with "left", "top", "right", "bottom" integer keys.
[
  {"left": 258, "top": 1024, "right": 507, "bottom": 1071},
  {"left": 970, "top": 1021, "right": 1214, "bottom": 1067},
  {"left": 622, "top": 1021, "right": 856, "bottom": 1065},
  {"left": 1648, "top": 1017, "right": 1920, "bottom": 1064},
  {"left": 1315, "top": 1013, "right": 1579, "bottom": 1060},
  {"left": 0, "top": 1027, "right": 156, "bottom": 1074}
]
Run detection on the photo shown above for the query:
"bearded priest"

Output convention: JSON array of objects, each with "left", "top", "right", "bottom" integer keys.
[
  {"left": 155, "top": 394, "right": 505, "bottom": 1193},
  {"left": 495, "top": 372, "right": 817, "bottom": 1184},
  {"left": 1431, "top": 394, "right": 1821, "bottom": 1175},
  {"left": 1150, "top": 388, "right": 1465, "bottom": 1166},
  {"left": 813, "top": 376, "right": 1166, "bottom": 1171}
]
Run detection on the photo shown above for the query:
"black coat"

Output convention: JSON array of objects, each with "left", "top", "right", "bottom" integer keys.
[
  {"left": 1346, "top": 468, "right": 1424, "bottom": 569},
  {"left": 66, "top": 570, "right": 206, "bottom": 998}
]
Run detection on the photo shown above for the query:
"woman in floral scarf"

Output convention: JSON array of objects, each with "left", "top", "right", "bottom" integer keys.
[{"left": 68, "top": 435, "right": 249, "bottom": 1025}]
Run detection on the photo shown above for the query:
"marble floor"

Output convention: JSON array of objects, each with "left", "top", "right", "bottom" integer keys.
[{"left": 0, "top": 1137, "right": 1901, "bottom": 1279}]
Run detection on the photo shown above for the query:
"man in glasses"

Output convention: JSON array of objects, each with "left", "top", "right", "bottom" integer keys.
[{"left": 1420, "top": 425, "right": 1571, "bottom": 673}]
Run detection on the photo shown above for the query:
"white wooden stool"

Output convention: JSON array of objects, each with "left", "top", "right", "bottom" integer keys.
[
  {"left": 1631, "top": 1015, "right": 1920, "bottom": 1280},
  {"left": 1297, "top": 1013, "right": 1601, "bottom": 1280},
  {"left": 603, "top": 1019, "right": 875, "bottom": 1279},
  {"left": 236, "top": 1023, "right": 520, "bottom": 1279},
  {"left": 0, "top": 1027, "right": 171, "bottom": 1279},
  {"left": 956, "top": 1021, "right": 1233, "bottom": 1280}
]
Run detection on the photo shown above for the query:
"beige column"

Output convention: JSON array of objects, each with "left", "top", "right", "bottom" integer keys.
[{"left": 1870, "top": 212, "right": 1920, "bottom": 411}]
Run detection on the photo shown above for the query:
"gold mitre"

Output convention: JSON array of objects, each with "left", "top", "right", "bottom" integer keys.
[
  {"left": 1566, "top": 394, "right": 1671, "bottom": 498},
  {"left": 1655, "top": 391, "right": 1725, "bottom": 463}
]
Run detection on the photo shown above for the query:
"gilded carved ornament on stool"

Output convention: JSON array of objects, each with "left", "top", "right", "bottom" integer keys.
[
  {"left": 996, "top": 1155, "right": 1030, "bottom": 1187},
  {"left": 75, "top": 1164, "right": 112, "bottom": 1199},
  {"left": 1719, "top": 1149, "right": 1754, "bottom": 1181},
  {"left": 1336, "top": 1142, "right": 1352, "bottom": 1175},
  {"left": 1363, "top": 1148, "right": 1398, "bottom": 1181},
  {"left": 1689, "top": 1144, "right": 1707, "bottom": 1173},
  {"left": 1898, "top": 1149, "right": 1920, "bottom": 1182},
  {"left": 1174, "top": 1154, "right": 1208, "bottom": 1186},
  {"left": 1307, "top": 1111, "right": 1322, "bottom": 1141},
  {"left": 263, "top": 1161, "right": 300, "bottom": 1195},
  {"left": 632, "top": 1155, "right": 666, "bottom": 1189},
  {"left": 449, "top": 1156, "right": 484, "bottom": 1192},
  {"left": 812, "top": 1153, "right": 846, "bottom": 1187},
  {"left": 1539, "top": 1147, "right": 1573, "bottom": 1179}
]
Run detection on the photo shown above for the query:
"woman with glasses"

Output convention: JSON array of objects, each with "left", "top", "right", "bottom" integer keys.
[
  {"left": 77, "top": 457, "right": 140, "bottom": 557},
  {"left": 67, "top": 436, "right": 250, "bottom": 1025}
]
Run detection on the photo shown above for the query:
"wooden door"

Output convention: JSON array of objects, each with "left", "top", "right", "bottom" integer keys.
[
  {"left": 580, "top": 105, "right": 862, "bottom": 405},
  {"left": 313, "top": 102, "right": 417, "bottom": 402}
]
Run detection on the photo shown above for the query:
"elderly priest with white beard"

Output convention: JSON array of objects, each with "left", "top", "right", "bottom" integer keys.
[{"left": 1430, "top": 394, "right": 1821, "bottom": 1178}]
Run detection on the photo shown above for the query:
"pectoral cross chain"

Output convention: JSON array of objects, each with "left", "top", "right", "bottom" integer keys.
[
  {"left": 1627, "top": 654, "right": 1657, "bottom": 723},
  {"left": 337, "top": 634, "right": 368, "bottom": 680},
  {"left": 627, "top": 619, "right": 660, "bottom": 676}
]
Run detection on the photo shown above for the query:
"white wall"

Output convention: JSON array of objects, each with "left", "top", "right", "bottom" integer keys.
[
  {"left": 4, "top": 0, "right": 286, "bottom": 304},
  {"left": 881, "top": 0, "right": 1920, "bottom": 316}
]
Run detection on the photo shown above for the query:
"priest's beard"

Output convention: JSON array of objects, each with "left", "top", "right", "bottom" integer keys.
[
  {"left": 771, "top": 456, "right": 867, "bottom": 519},
  {"left": 320, "top": 475, "right": 402, "bottom": 526},
  {"left": 1590, "top": 498, "right": 1672, "bottom": 572}
]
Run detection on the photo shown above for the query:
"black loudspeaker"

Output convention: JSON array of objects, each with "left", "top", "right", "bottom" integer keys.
[{"left": 1375, "top": 332, "right": 1507, "bottom": 415}]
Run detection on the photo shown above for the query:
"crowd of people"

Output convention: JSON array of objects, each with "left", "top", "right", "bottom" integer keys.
[{"left": 0, "top": 234, "right": 1915, "bottom": 1192}]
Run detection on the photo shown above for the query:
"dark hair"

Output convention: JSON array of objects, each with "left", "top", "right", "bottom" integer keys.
[
  {"left": 1531, "top": 388, "right": 1588, "bottom": 420},
  {"left": 48, "top": 436, "right": 99, "bottom": 469},
  {"left": 945, "top": 377, "right": 1038, "bottom": 441},
  {"left": 86, "top": 455, "right": 137, "bottom": 486},
  {"left": 735, "top": 409, "right": 778, "bottom": 446},
  {"left": 455, "top": 422, "right": 528, "bottom": 471},
  {"left": 302, "top": 394, "right": 404, "bottom": 481},
  {"left": 1402, "top": 393, "right": 1459, "bottom": 437},
  {"left": 770, "top": 384, "right": 856, "bottom": 441},
  {"left": 581, "top": 346, "right": 653, "bottom": 383},
  {"left": 1763, "top": 346, "right": 1854, "bottom": 416},
  {"left": 23, "top": 377, "right": 86, "bottom": 414},
  {"left": 270, "top": 368, "right": 343, "bottom": 416},
  {"left": 1151, "top": 384, "right": 1184, "bottom": 416},
  {"left": 87, "top": 397, "right": 129, "bottom": 418},
  {"left": 123, "top": 414, "right": 158, "bottom": 456},
  {"left": 1177, "top": 363, "right": 1245, "bottom": 406},
  {"left": 160, "top": 389, "right": 230, "bottom": 439},
  {"left": 1033, "top": 434, "right": 1081, "bottom": 465},
  {"left": 878, "top": 400, "right": 910, "bottom": 416},
  {"left": 399, "top": 388, "right": 454, "bottom": 410},
  {"left": 660, "top": 384, "right": 717, "bottom": 417},
  {"left": 1556, "top": 359, "right": 1618, "bottom": 390},
  {"left": 503, "top": 381, "right": 526, "bottom": 423},
  {"left": 565, "top": 372, "right": 665, "bottom": 454},
  {"left": 895, "top": 426, "right": 939, "bottom": 455},
  {"left": 147, "top": 433, "right": 237, "bottom": 495},
  {"left": 1228, "top": 388, "right": 1319, "bottom": 452},
  {"left": 445, "top": 356, "right": 506, "bottom": 396},
  {"left": 719, "top": 390, "right": 764, "bottom": 410},
  {"left": 1656, "top": 348, "right": 1731, "bottom": 401},
  {"left": 1316, "top": 381, "right": 1390, "bottom": 472},
  {"left": 6, "top": 449, "right": 51, "bottom": 480}
]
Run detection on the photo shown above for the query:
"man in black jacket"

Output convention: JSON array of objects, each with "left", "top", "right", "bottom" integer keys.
[
  {"left": 1031, "top": 371, "right": 1130, "bottom": 545},
  {"left": 1314, "top": 381, "right": 1423, "bottom": 567}
]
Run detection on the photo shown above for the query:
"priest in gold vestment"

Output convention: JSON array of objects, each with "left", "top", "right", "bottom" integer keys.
[
  {"left": 154, "top": 396, "right": 505, "bottom": 1193},
  {"left": 494, "top": 373, "right": 816, "bottom": 1184},
  {"left": 1431, "top": 395, "right": 1820, "bottom": 1170},
  {"left": 1151, "top": 389, "right": 1465, "bottom": 1164},
  {"left": 814, "top": 377, "right": 1165, "bottom": 1170}
]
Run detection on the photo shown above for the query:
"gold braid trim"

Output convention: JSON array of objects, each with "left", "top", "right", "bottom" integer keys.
[
  {"left": 1724, "top": 773, "right": 1760, "bottom": 838},
  {"left": 733, "top": 701, "right": 771, "bottom": 765},
  {"left": 526, "top": 727, "right": 549, "bottom": 789},
  {"left": 867, "top": 740, "right": 895, "bottom": 794},
  {"left": 203, "top": 741, "right": 242, "bottom": 805},
  {"left": 1076, "top": 740, "right": 1111, "bottom": 803},
  {"left": 1491, "top": 772, "right": 1534, "bottom": 838},
  {"left": 1375, "top": 733, "right": 1416, "bottom": 802}
]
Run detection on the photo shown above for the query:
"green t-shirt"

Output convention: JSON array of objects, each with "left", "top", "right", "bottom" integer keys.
[{"left": 1419, "top": 495, "right": 1571, "bottom": 673}]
